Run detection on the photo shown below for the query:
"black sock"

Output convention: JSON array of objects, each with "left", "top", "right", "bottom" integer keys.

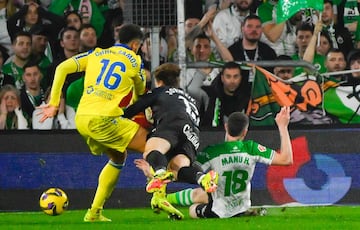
[
  {"left": 145, "top": 150, "right": 168, "bottom": 171},
  {"left": 177, "top": 166, "right": 203, "bottom": 184}
]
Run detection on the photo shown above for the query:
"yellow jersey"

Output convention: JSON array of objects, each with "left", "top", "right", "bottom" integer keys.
[{"left": 49, "top": 44, "right": 146, "bottom": 117}]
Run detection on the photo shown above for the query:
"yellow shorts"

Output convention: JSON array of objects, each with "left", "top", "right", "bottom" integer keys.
[{"left": 75, "top": 115, "right": 140, "bottom": 155}]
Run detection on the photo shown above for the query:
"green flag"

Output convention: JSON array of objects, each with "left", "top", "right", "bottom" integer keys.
[
  {"left": 324, "top": 85, "right": 360, "bottom": 124},
  {"left": 276, "top": 0, "right": 324, "bottom": 23},
  {"left": 247, "top": 66, "right": 281, "bottom": 126}
]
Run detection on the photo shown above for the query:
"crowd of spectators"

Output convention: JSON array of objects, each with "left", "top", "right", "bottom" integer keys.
[{"left": 0, "top": 0, "right": 360, "bottom": 130}]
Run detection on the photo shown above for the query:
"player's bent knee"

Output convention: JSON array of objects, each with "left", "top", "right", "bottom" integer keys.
[
  {"left": 108, "top": 160, "right": 125, "bottom": 170},
  {"left": 106, "top": 148, "right": 127, "bottom": 164},
  {"left": 192, "top": 188, "right": 209, "bottom": 204},
  {"left": 169, "top": 154, "right": 191, "bottom": 169},
  {"left": 189, "top": 204, "right": 199, "bottom": 218}
]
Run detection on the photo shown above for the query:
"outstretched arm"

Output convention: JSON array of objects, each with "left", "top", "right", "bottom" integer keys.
[
  {"left": 302, "top": 21, "right": 323, "bottom": 68},
  {"left": 185, "top": 7, "right": 217, "bottom": 48},
  {"left": 205, "top": 21, "right": 233, "bottom": 61},
  {"left": 123, "top": 89, "right": 157, "bottom": 119},
  {"left": 271, "top": 106, "right": 293, "bottom": 165},
  {"left": 38, "top": 58, "right": 80, "bottom": 122},
  {"left": 262, "top": 22, "right": 286, "bottom": 43}
]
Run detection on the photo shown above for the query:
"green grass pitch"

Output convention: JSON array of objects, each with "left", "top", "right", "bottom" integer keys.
[{"left": 1, "top": 206, "right": 359, "bottom": 229}]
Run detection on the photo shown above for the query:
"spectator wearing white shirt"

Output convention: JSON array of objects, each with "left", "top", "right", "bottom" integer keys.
[{"left": 212, "top": 0, "right": 254, "bottom": 48}]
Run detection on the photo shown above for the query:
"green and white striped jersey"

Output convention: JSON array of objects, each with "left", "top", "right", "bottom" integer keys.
[{"left": 196, "top": 140, "right": 275, "bottom": 218}]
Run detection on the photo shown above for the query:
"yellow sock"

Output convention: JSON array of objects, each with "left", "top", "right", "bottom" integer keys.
[{"left": 90, "top": 162, "right": 121, "bottom": 211}]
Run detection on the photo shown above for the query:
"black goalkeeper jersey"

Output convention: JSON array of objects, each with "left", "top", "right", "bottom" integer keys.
[{"left": 124, "top": 86, "right": 200, "bottom": 128}]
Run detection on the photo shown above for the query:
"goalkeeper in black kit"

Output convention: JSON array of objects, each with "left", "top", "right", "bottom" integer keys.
[{"left": 124, "top": 63, "right": 219, "bottom": 219}]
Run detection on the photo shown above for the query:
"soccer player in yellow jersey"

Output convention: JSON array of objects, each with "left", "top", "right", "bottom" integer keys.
[{"left": 39, "top": 24, "right": 148, "bottom": 222}]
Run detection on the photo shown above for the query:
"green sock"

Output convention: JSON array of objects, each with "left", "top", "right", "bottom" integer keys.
[{"left": 166, "top": 188, "right": 193, "bottom": 206}]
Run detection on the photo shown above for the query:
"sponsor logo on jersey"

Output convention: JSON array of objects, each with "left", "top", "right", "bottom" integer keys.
[
  {"left": 257, "top": 144, "right": 266, "bottom": 152},
  {"left": 183, "top": 124, "right": 199, "bottom": 149}
]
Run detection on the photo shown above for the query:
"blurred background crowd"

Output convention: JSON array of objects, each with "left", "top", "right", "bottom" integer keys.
[{"left": 1, "top": 0, "right": 360, "bottom": 130}]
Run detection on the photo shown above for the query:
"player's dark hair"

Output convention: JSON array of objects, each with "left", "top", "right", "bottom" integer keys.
[
  {"left": 118, "top": 24, "right": 144, "bottom": 44},
  {"left": 227, "top": 112, "right": 249, "bottom": 137},
  {"left": 154, "top": 63, "right": 180, "bottom": 87}
]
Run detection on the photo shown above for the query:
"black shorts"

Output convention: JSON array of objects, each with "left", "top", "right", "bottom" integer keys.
[
  {"left": 149, "top": 118, "right": 199, "bottom": 163},
  {"left": 195, "top": 195, "right": 219, "bottom": 218},
  {"left": 195, "top": 203, "right": 246, "bottom": 218},
  {"left": 195, "top": 203, "right": 219, "bottom": 218}
]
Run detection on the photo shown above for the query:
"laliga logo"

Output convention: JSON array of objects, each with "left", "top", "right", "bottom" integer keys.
[{"left": 266, "top": 136, "right": 351, "bottom": 204}]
